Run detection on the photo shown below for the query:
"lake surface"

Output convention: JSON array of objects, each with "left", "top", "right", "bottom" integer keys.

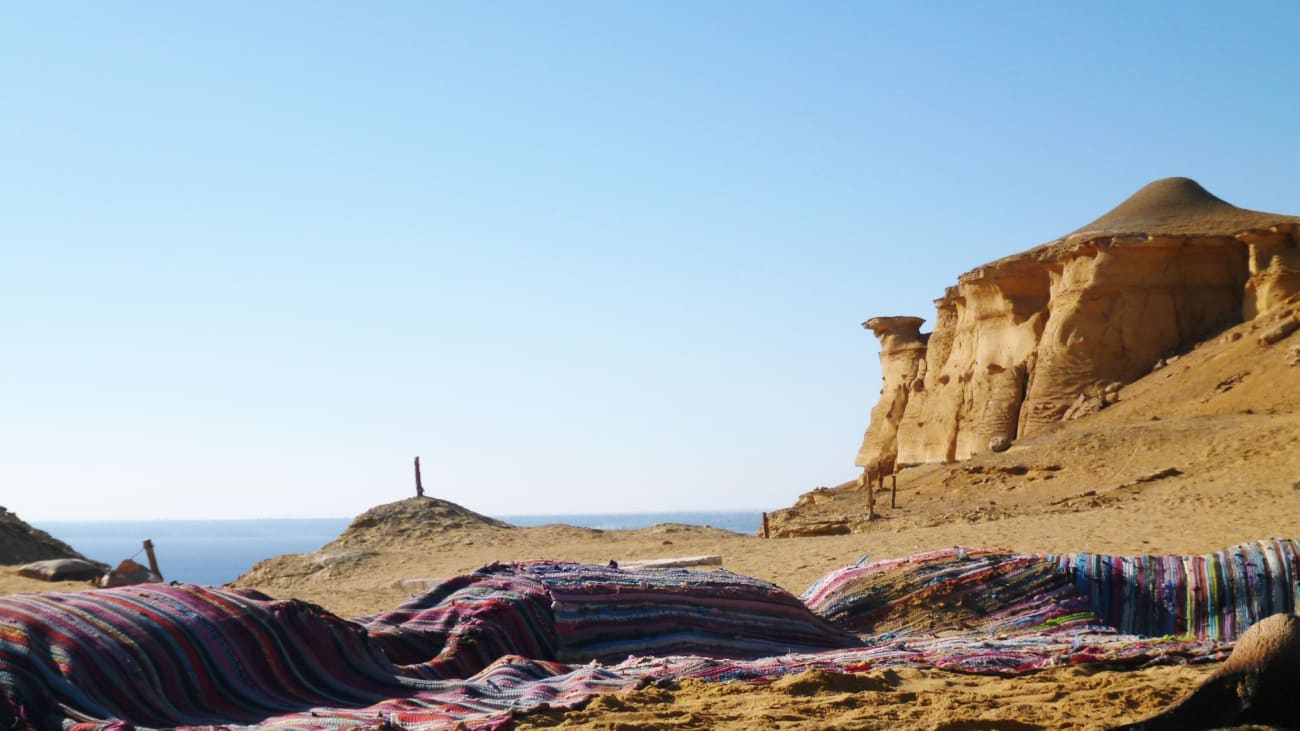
[{"left": 33, "top": 511, "right": 763, "bottom": 586}]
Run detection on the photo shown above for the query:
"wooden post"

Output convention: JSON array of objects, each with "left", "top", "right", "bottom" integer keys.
[
  {"left": 142, "top": 539, "right": 163, "bottom": 580},
  {"left": 866, "top": 468, "right": 876, "bottom": 520},
  {"left": 414, "top": 456, "right": 425, "bottom": 498},
  {"left": 891, "top": 472, "right": 898, "bottom": 509},
  {"left": 761, "top": 512, "right": 770, "bottom": 539}
]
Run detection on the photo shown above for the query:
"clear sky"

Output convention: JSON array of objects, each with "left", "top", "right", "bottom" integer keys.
[{"left": 3, "top": 2, "right": 1298, "bottom": 521}]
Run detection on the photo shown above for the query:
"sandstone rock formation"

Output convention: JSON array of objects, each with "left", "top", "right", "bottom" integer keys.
[{"left": 856, "top": 178, "right": 1300, "bottom": 476}]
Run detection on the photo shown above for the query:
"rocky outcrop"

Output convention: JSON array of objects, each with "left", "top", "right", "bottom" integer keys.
[
  {"left": 0, "top": 506, "right": 87, "bottom": 565},
  {"left": 854, "top": 316, "right": 927, "bottom": 479},
  {"left": 856, "top": 178, "right": 1300, "bottom": 475}
]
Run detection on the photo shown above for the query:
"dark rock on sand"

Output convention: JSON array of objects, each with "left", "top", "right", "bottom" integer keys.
[{"left": 1110, "top": 613, "right": 1300, "bottom": 730}]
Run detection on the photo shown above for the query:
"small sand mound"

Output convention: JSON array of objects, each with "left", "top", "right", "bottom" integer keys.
[
  {"left": 0, "top": 506, "right": 86, "bottom": 566},
  {"left": 1068, "top": 177, "right": 1298, "bottom": 238},
  {"left": 325, "top": 497, "right": 513, "bottom": 550}
]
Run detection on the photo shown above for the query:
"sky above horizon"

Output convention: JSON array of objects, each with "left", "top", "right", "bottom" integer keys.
[{"left": 4, "top": 3, "right": 1299, "bottom": 521}]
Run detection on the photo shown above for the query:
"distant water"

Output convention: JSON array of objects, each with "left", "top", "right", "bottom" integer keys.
[
  {"left": 31, "top": 519, "right": 353, "bottom": 589},
  {"left": 33, "top": 511, "right": 762, "bottom": 587}
]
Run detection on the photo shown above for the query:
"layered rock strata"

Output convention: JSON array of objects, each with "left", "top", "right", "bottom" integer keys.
[{"left": 856, "top": 178, "right": 1300, "bottom": 476}]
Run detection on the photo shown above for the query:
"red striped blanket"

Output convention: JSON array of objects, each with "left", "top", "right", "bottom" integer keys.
[{"left": 2, "top": 542, "right": 1295, "bottom": 730}]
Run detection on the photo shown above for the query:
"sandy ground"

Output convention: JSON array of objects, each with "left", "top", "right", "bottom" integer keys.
[
  {"left": 4, "top": 313, "right": 1299, "bottom": 730},
  {"left": 4, "top": 417, "right": 1297, "bottom": 731}
]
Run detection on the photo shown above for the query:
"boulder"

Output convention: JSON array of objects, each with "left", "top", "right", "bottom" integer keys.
[
  {"left": 17, "top": 558, "right": 109, "bottom": 582},
  {"left": 1110, "top": 613, "right": 1300, "bottom": 730},
  {"left": 1259, "top": 314, "right": 1300, "bottom": 346},
  {"left": 98, "top": 558, "right": 163, "bottom": 588}
]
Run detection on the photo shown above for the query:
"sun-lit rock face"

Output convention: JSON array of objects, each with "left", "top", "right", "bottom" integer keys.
[
  {"left": 856, "top": 178, "right": 1300, "bottom": 469},
  {"left": 1241, "top": 225, "right": 1300, "bottom": 320},
  {"left": 854, "top": 316, "right": 927, "bottom": 478}
]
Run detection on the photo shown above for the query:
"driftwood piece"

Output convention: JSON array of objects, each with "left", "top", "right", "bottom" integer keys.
[
  {"left": 143, "top": 539, "right": 163, "bottom": 581},
  {"left": 620, "top": 555, "right": 723, "bottom": 571}
]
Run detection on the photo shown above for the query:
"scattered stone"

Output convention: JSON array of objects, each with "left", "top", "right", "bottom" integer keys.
[
  {"left": 1259, "top": 316, "right": 1300, "bottom": 346},
  {"left": 1062, "top": 392, "right": 1105, "bottom": 421},
  {"left": 1121, "top": 468, "right": 1183, "bottom": 487},
  {"left": 783, "top": 520, "right": 851, "bottom": 538},
  {"left": 1286, "top": 344, "right": 1300, "bottom": 366},
  {"left": 988, "top": 435, "right": 1012, "bottom": 453},
  {"left": 1215, "top": 372, "right": 1247, "bottom": 393}
]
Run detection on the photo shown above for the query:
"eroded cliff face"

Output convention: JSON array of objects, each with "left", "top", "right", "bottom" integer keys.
[
  {"left": 856, "top": 178, "right": 1300, "bottom": 475},
  {"left": 854, "top": 316, "right": 927, "bottom": 477}
]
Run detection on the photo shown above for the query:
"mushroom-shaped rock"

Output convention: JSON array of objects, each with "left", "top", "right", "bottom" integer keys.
[{"left": 855, "top": 317, "right": 928, "bottom": 472}]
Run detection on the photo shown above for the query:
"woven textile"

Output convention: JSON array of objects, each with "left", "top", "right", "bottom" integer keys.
[
  {"left": 0, "top": 545, "right": 1292, "bottom": 730},
  {"left": 802, "top": 548, "right": 1100, "bottom": 636},
  {"left": 356, "top": 561, "right": 855, "bottom": 677},
  {"left": 1052, "top": 538, "right": 1300, "bottom": 640}
]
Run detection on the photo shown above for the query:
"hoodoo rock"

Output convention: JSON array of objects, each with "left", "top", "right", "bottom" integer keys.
[
  {"left": 854, "top": 316, "right": 928, "bottom": 480},
  {"left": 856, "top": 178, "right": 1300, "bottom": 474}
]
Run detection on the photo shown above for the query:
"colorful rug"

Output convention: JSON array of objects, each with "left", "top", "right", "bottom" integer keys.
[
  {"left": 1053, "top": 538, "right": 1300, "bottom": 640},
  {"left": 2, "top": 542, "right": 1295, "bottom": 730}
]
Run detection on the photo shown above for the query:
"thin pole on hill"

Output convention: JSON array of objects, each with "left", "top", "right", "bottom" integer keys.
[
  {"left": 414, "top": 456, "right": 425, "bottom": 498},
  {"left": 142, "top": 539, "right": 163, "bottom": 580}
]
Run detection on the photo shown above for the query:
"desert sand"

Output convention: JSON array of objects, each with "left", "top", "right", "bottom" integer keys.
[{"left": 4, "top": 256, "right": 1299, "bottom": 731}]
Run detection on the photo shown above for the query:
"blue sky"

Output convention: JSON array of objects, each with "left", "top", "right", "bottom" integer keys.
[{"left": 3, "top": 2, "right": 1298, "bottom": 520}]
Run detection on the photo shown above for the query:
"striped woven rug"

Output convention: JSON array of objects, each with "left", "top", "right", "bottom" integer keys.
[
  {"left": 1052, "top": 538, "right": 1300, "bottom": 640},
  {"left": 1, "top": 543, "right": 1294, "bottom": 730}
]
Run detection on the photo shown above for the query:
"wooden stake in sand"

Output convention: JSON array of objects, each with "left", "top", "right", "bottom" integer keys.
[
  {"left": 859, "top": 468, "right": 877, "bottom": 520},
  {"left": 414, "top": 456, "right": 425, "bottom": 497},
  {"left": 142, "top": 539, "right": 163, "bottom": 581}
]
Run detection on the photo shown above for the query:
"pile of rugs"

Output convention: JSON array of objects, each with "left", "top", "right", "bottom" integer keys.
[{"left": 2, "top": 539, "right": 1297, "bottom": 730}]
